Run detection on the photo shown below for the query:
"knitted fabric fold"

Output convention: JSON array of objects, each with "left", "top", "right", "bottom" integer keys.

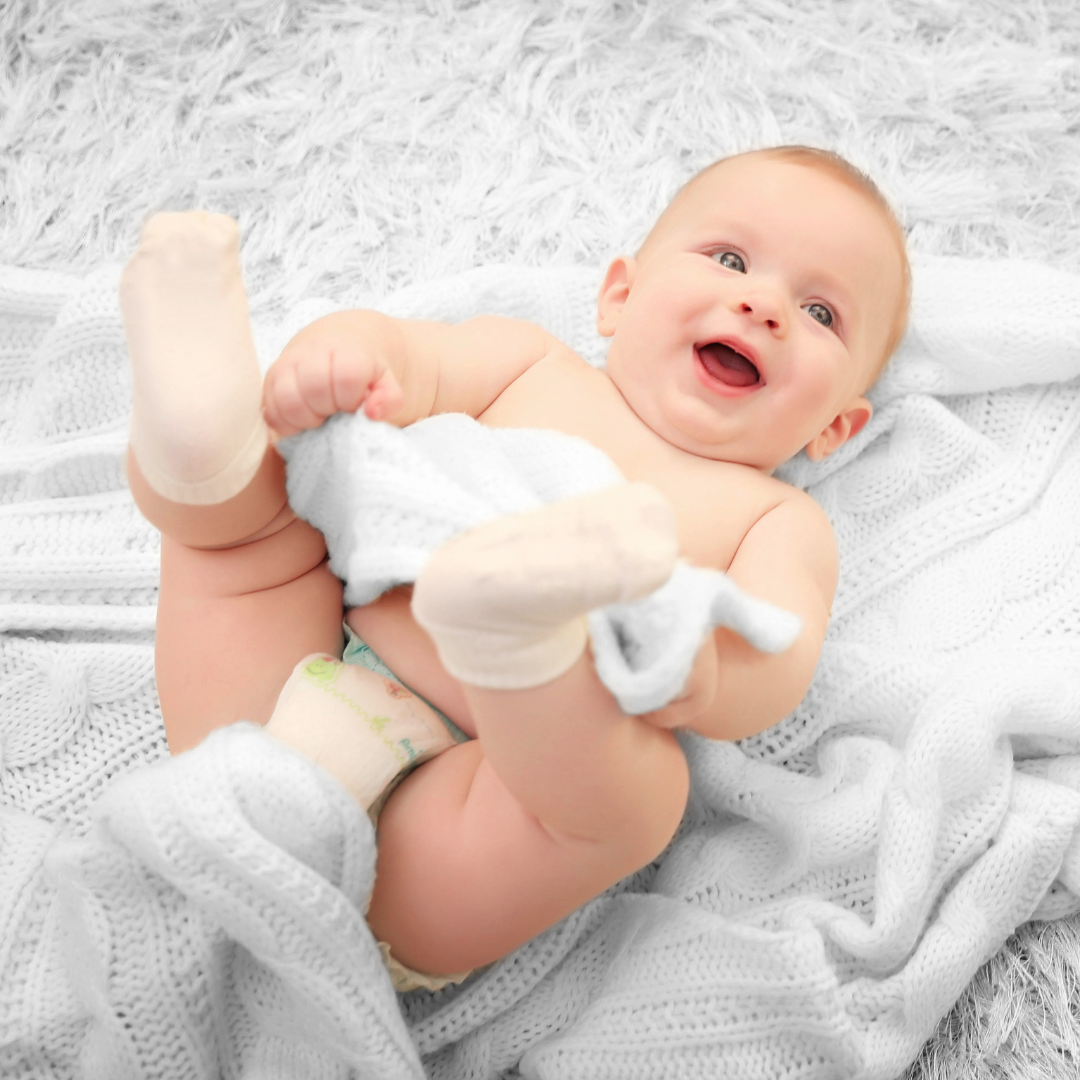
[{"left": 45, "top": 723, "right": 424, "bottom": 1080}]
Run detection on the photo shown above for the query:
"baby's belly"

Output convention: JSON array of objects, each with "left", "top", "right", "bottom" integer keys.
[{"left": 345, "top": 588, "right": 479, "bottom": 739}]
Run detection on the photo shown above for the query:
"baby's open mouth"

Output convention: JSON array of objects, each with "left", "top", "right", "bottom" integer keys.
[{"left": 697, "top": 342, "right": 761, "bottom": 388}]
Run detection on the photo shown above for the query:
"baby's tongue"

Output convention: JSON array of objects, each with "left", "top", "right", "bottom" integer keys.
[{"left": 698, "top": 343, "right": 759, "bottom": 387}]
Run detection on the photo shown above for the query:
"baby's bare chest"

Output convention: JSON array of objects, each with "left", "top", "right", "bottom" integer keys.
[{"left": 478, "top": 353, "right": 786, "bottom": 571}]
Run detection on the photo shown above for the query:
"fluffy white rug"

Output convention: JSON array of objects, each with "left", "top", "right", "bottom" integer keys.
[{"left": 2, "top": 1, "right": 1079, "bottom": 1077}]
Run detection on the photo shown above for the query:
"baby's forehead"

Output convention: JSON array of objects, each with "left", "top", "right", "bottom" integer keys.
[
  {"left": 652, "top": 155, "right": 905, "bottom": 293},
  {"left": 672, "top": 154, "right": 873, "bottom": 228},
  {"left": 643, "top": 157, "right": 825, "bottom": 257}
]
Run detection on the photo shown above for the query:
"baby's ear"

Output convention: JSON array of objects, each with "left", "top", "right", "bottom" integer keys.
[
  {"left": 597, "top": 256, "right": 636, "bottom": 338},
  {"left": 805, "top": 397, "right": 872, "bottom": 461}
]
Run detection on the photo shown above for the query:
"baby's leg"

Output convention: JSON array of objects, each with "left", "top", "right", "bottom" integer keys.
[
  {"left": 366, "top": 487, "right": 690, "bottom": 977},
  {"left": 122, "top": 212, "right": 342, "bottom": 753}
]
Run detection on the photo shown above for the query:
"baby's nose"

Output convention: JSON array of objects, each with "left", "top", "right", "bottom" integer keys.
[{"left": 736, "top": 290, "right": 785, "bottom": 331}]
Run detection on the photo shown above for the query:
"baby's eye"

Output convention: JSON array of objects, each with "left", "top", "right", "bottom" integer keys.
[
  {"left": 711, "top": 251, "right": 746, "bottom": 273},
  {"left": 804, "top": 302, "right": 834, "bottom": 328}
]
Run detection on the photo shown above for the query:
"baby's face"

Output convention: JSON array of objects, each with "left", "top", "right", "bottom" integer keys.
[{"left": 598, "top": 155, "right": 905, "bottom": 471}]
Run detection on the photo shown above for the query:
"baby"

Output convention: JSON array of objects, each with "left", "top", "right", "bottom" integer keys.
[{"left": 121, "top": 146, "right": 910, "bottom": 992}]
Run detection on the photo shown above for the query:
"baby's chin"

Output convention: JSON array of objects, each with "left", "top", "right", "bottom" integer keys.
[
  {"left": 705, "top": 435, "right": 812, "bottom": 474},
  {"left": 657, "top": 417, "right": 797, "bottom": 473},
  {"left": 606, "top": 369, "right": 805, "bottom": 471}
]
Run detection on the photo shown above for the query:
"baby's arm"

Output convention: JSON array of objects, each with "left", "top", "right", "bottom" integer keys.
[
  {"left": 263, "top": 310, "right": 555, "bottom": 435},
  {"left": 666, "top": 493, "right": 837, "bottom": 742}
]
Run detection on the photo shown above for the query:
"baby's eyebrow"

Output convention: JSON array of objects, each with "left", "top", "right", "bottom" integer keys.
[{"left": 812, "top": 271, "right": 857, "bottom": 321}]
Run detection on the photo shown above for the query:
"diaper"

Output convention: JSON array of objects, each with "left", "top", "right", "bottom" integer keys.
[
  {"left": 341, "top": 627, "right": 476, "bottom": 994},
  {"left": 341, "top": 625, "right": 469, "bottom": 747}
]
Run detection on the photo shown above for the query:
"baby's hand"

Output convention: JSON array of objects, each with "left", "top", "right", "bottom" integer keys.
[
  {"left": 642, "top": 635, "right": 719, "bottom": 732},
  {"left": 263, "top": 321, "right": 404, "bottom": 436}
]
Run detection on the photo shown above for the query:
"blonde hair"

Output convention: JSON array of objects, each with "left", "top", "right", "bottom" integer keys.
[{"left": 642, "top": 145, "right": 911, "bottom": 383}]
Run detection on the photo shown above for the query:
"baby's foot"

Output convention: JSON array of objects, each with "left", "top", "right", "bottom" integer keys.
[
  {"left": 411, "top": 483, "right": 679, "bottom": 689},
  {"left": 121, "top": 211, "right": 268, "bottom": 504}
]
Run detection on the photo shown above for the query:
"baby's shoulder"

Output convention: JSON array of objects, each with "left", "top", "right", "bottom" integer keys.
[
  {"left": 728, "top": 472, "right": 838, "bottom": 577},
  {"left": 689, "top": 456, "right": 805, "bottom": 512},
  {"left": 656, "top": 458, "right": 822, "bottom": 570},
  {"left": 731, "top": 469, "right": 833, "bottom": 536}
]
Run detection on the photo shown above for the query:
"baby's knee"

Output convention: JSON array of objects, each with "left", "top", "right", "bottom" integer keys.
[{"left": 549, "top": 731, "right": 689, "bottom": 875}]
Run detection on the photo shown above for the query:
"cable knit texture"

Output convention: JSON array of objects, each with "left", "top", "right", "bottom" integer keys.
[{"left": 2, "top": 255, "right": 1080, "bottom": 1079}]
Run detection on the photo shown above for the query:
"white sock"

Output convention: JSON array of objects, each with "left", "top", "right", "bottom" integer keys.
[
  {"left": 411, "top": 483, "right": 679, "bottom": 690},
  {"left": 120, "top": 211, "right": 268, "bottom": 505}
]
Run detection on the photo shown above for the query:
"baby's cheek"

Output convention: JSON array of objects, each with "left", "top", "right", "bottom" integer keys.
[{"left": 803, "top": 360, "right": 849, "bottom": 416}]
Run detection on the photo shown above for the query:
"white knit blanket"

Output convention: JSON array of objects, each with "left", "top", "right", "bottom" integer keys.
[{"left": 2, "top": 257, "right": 1080, "bottom": 1080}]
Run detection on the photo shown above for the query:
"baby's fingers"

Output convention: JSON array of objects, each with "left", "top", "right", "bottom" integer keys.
[
  {"left": 311, "top": 350, "right": 402, "bottom": 420},
  {"left": 643, "top": 635, "right": 719, "bottom": 731},
  {"left": 264, "top": 363, "right": 326, "bottom": 436},
  {"left": 293, "top": 352, "right": 345, "bottom": 419},
  {"left": 359, "top": 366, "right": 404, "bottom": 421},
  {"left": 264, "top": 346, "right": 403, "bottom": 434}
]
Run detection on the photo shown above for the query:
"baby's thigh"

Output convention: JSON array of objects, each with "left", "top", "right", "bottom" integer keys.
[
  {"left": 156, "top": 524, "right": 343, "bottom": 753},
  {"left": 366, "top": 740, "right": 644, "bottom": 980}
]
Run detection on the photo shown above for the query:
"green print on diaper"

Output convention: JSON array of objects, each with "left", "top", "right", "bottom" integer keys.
[
  {"left": 302, "top": 657, "right": 408, "bottom": 766},
  {"left": 302, "top": 656, "right": 339, "bottom": 686}
]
